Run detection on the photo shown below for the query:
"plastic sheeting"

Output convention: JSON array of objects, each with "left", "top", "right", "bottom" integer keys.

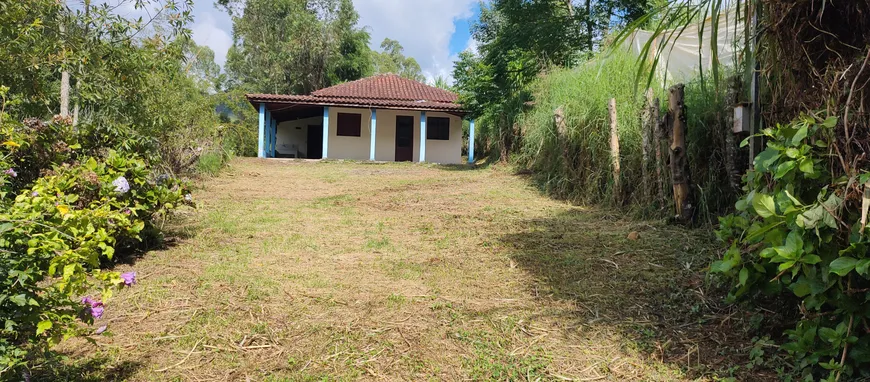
[{"left": 625, "top": 11, "right": 746, "bottom": 83}]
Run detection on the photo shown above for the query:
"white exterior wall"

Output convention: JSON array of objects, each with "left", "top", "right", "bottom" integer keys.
[
  {"left": 276, "top": 116, "right": 321, "bottom": 158},
  {"left": 276, "top": 107, "right": 463, "bottom": 164},
  {"left": 327, "top": 107, "right": 372, "bottom": 161},
  {"left": 422, "top": 111, "right": 463, "bottom": 164}
]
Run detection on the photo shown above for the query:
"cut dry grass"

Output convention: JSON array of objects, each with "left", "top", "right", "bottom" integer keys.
[{"left": 47, "top": 158, "right": 766, "bottom": 381}]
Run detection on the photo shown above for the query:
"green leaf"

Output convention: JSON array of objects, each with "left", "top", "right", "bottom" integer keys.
[
  {"left": 792, "top": 125, "right": 808, "bottom": 144},
  {"left": 0, "top": 223, "right": 13, "bottom": 233},
  {"left": 802, "top": 254, "right": 822, "bottom": 265},
  {"left": 829, "top": 257, "right": 857, "bottom": 276},
  {"left": 774, "top": 160, "right": 796, "bottom": 179},
  {"left": 9, "top": 294, "right": 27, "bottom": 306},
  {"left": 799, "top": 158, "right": 814, "bottom": 174},
  {"left": 738, "top": 267, "right": 749, "bottom": 286},
  {"left": 818, "top": 327, "right": 840, "bottom": 343},
  {"left": 856, "top": 259, "right": 870, "bottom": 276},
  {"left": 791, "top": 277, "right": 811, "bottom": 297},
  {"left": 754, "top": 148, "right": 781, "bottom": 172},
  {"left": 36, "top": 320, "right": 52, "bottom": 335},
  {"left": 711, "top": 259, "right": 732, "bottom": 273},
  {"left": 753, "top": 193, "right": 777, "bottom": 218},
  {"left": 821, "top": 116, "right": 837, "bottom": 128}
]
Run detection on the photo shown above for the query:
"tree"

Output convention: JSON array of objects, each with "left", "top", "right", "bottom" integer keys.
[
  {"left": 221, "top": 0, "right": 372, "bottom": 95},
  {"left": 432, "top": 76, "right": 451, "bottom": 91},
  {"left": 453, "top": 0, "right": 588, "bottom": 160},
  {"left": 372, "top": 38, "right": 425, "bottom": 82}
]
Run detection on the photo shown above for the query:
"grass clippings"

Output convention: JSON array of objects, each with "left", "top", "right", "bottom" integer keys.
[{"left": 50, "top": 158, "right": 768, "bottom": 381}]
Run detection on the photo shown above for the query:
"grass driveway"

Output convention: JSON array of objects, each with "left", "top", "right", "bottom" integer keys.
[{"left": 55, "top": 158, "right": 758, "bottom": 381}]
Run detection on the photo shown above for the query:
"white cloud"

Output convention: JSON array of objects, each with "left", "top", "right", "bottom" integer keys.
[
  {"left": 190, "top": 11, "right": 233, "bottom": 68},
  {"left": 353, "top": 0, "right": 477, "bottom": 83}
]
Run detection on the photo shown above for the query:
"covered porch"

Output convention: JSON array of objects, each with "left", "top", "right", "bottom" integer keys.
[
  {"left": 247, "top": 74, "right": 476, "bottom": 164},
  {"left": 252, "top": 102, "right": 476, "bottom": 164}
]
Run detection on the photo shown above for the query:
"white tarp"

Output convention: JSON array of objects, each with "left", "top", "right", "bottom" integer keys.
[{"left": 625, "top": 10, "right": 746, "bottom": 83}]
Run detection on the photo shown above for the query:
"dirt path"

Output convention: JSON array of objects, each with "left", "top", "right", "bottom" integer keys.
[{"left": 56, "top": 158, "right": 753, "bottom": 381}]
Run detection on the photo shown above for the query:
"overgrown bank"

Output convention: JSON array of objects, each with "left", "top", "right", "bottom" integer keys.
[{"left": 513, "top": 52, "right": 736, "bottom": 220}]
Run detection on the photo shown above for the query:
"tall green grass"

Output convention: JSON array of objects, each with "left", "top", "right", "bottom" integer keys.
[{"left": 514, "top": 50, "right": 736, "bottom": 219}]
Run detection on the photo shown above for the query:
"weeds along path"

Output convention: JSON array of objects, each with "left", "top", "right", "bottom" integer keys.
[{"left": 57, "top": 158, "right": 759, "bottom": 381}]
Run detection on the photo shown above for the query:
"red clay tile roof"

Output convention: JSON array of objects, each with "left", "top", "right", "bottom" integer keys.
[
  {"left": 246, "top": 93, "right": 462, "bottom": 112},
  {"left": 246, "top": 74, "right": 464, "bottom": 113},
  {"left": 312, "top": 74, "right": 458, "bottom": 103}
]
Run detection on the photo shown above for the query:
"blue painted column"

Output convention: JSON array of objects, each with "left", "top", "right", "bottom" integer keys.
[
  {"left": 369, "top": 109, "right": 377, "bottom": 161},
  {"left": 322, "top": 107, "right": 330, "bottom": 159},
  {"left": 419, "top": 111, "right": 427, "bottom": 162},
  {"left": 258, "top": 103, "right": 266, "bottom": 158},
  {"left": 271, "top": 118, "right": 277, "bottom": 157},
  {"left": 265, "top": 110, "right": 273, "bottom": 158},
  {"left": 468, "top": 119, "right": 476, "bottom": 164}
]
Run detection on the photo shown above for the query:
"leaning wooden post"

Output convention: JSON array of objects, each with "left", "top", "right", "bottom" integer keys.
[
  {"left": 608, "top": 98, "right": 622, "bottom": 203},
  {"left": 668, "top": 84, "right": 693, "bottom": 223}
]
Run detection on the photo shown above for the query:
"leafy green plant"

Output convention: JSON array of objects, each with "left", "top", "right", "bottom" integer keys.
[
  {"left": 0, "top": 117, "right": 189, "bottom": 376},
  {"left": 713, "top": 114, "right": 870, "bottom": 381}
]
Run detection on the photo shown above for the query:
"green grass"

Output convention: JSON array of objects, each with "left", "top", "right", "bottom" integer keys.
[
  {"left": 514, "top": 50, "right": 735, "bottom": 217},
  {"left": 196, "top": 151, "right": 228, "bottom": 176}
]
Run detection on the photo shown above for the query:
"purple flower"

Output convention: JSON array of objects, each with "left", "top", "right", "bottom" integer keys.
[
  {"left": 121, "top": 271, "right": 136, "bottom": 286},
  {"left": 81, "top": 296, "right": 104, "bottom": 319},
  {"left": 122, "top": 208, "right": 132, "bottom": 215},
  {"left": 81, "top": 296, "right": 99, "bottom": 307},
  {"left": 95, "top": 325, "right": 108, "bottom": 334},
  {"left": 3, "top": 168, "right": 16, "bottom": 177},
  {"left": 112, "top": 176, "right": 130, "bottom": 194},
  {"left": 90, "top": 305, "right": 104, "bottom": 319},
  {"left": 31, "top": 191, "right": 39, "bottom": 197}
]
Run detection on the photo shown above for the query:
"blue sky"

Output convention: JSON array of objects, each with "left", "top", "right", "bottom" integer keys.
[{"left": 177, "top": 0, "right": 482, "bottom": 84}]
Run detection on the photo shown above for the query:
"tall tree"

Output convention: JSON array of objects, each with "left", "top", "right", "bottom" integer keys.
[
  {"left": 453, "top": 0, "right": 588, "bottom": 160},
  {"left": 221, "top": 0, "right": 372, "bottom": 95},
  {"left": 372, "top": 38, "right": 425, "bottom": 82}
]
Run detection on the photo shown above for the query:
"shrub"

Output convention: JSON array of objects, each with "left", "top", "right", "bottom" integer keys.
[
  {"left": 0, "top": 117, "right": 189, "bottom": 375},
  {"left": 713, "top": 114, "right": 870, "bottom": 381}
]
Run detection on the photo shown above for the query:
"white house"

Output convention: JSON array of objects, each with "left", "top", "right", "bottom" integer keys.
[{"left": 246, "top": 74, "right": 476, "bottom": 164}]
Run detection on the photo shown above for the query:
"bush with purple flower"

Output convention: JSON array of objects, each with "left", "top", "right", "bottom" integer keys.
[{"left": 112, "top": 176, "right": 130, "bottom": 194}]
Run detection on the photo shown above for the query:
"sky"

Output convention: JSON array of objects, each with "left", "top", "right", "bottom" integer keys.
[{"left": 180, "top": 0, "right": 481, "bottom": 84}]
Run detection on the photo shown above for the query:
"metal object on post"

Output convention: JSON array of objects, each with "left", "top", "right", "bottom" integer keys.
[{"left": 733, "top": 102, "right": 751, "bottom": 133}]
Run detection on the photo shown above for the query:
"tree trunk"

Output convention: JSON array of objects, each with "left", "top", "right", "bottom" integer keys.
[
  {"left": 499, "top": 114, "right": 512, "bottom": 162},
  {"left": 59, "top": 18, "right": 69, "bottom": 118},
  {"left": 608, "top": 98, "right": 621, "bottom": 203},
  {"left": 60, "top": 71, "right": 70, "bottom": 117},
  {"left": 668, "top": 84, "right": 693, "bottom": 223},
  {"left": 585, "top": 0, "right": 593, "bottom": 51}
]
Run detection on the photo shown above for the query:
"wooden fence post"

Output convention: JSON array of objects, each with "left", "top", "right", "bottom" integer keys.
[
  {"left": 641, "top": 88, "right": 654, "bottom": 199},
  {"left": 608, "top": 98, "right": 621, "bottom": 202},
  {"left": 653, "top": 96, "right": 665, "bottom": 207},
  {"left": 668, "top": 84, "right": 693, "bottom": 223}
]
